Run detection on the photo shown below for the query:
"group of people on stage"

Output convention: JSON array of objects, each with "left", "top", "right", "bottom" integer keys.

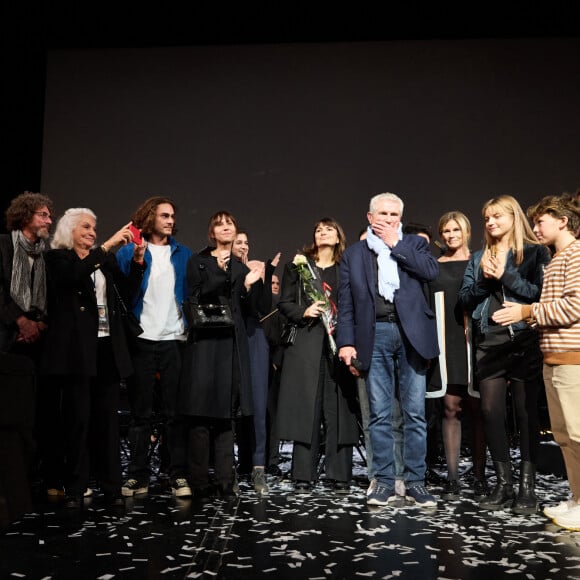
[{"left": 1, "top": 189, "right": 579, "bottom": 531}]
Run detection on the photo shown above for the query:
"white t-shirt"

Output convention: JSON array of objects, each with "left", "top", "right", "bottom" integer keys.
[
  {"left": 93, "top": 269, "right": 110, "bottom": 338},
  {"left": 139, "top": 244, "right": 186, "bottom": 341}
]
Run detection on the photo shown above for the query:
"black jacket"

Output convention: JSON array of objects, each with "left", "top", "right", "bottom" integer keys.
[
  {"left": 40, "top": 247, "right": 139, "bottom": 378},
  {"left": 179, "top": 250, "right": 258, "bottom": 418},
  {"left": 277, "top": 259, "right": 358, "bottom": 445}
]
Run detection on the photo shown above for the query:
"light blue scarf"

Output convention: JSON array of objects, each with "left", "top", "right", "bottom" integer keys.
[{"left": 366, "top": 224, "right": 402, "bottom": 302}]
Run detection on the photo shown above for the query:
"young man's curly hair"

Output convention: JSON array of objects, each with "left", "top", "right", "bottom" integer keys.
[{"left": 5, "top": 191, "right": 54, "bottom": 232}]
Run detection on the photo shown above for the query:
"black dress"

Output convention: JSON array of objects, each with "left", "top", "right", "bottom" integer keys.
[{"left": 429, "top": 259, "right": 470, "bottom": 391}]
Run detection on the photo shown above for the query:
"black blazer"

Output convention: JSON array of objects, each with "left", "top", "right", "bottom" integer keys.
[
  {"left": 40, "top": 247, "right": 138, "bottom": 378},
  {"left": 337, "top": 236, "right": 440, "bottom": 370}
]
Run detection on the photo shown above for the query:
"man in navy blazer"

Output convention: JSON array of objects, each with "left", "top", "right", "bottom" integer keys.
[{"left": 337, "top": 192, "right": 439, "bottom": 506}]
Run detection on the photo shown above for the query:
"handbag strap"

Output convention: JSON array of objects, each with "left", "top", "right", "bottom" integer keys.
[{"left": 112, "top": 282, "right": 131, "bottom": 316}]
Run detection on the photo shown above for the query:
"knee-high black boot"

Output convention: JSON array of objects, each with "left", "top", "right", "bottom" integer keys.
[
  {"left": 479, "top": 461, "right": 514, "bottom": 510},
  {"left": 512, "top": 461, "right": 538, "bottom": 515}
]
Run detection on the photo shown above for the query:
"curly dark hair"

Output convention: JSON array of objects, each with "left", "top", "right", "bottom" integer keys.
[
  {"left": 5, "top": 191, "right": 54, "bottom": 232},
  {"left": 131, "top": 196, "right": 177, "bottom": 238}
]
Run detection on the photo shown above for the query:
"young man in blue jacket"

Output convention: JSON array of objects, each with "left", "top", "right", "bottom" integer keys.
[{"left": 116, "top": 197, "right": 192, "bottom": 497}]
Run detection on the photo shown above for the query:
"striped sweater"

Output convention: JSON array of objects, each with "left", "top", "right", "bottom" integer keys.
[{"left": 523, "top": 239, "right": 580, "bottom": 365}]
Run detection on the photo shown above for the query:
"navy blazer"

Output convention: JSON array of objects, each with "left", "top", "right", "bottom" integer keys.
[{"left": 337, "top": 235, "right": 439, "bottom": 371}]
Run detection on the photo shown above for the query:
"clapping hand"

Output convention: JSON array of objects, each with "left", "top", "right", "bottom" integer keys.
[
  {"left": 245, "top": 262, "right": 265, "bottom": 289},
  {"left": 482, "top": 249, "right": 506, "bottom": 280}
]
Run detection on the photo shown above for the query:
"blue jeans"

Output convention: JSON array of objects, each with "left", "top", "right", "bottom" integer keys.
[
  {"left": 366, "top": 322, "right": 428, "bottom": 487},
  {"left": 357, "top": 377, "right": 374, "bottom": 479},
  {"left": 247, "top": 318, "right": 269, "bottom": 466},
  {"left": 391, "top": 396, "right": 405, "bottom": 479}
]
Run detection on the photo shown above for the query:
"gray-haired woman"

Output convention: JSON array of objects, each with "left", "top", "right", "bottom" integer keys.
[{"left": 41, "top": 208, "right": 144, "bottom": 508}]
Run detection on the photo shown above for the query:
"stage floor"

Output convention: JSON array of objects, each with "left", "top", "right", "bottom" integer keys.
[{"left": 2, "top": 449, "right": 579, "bottom": 579}]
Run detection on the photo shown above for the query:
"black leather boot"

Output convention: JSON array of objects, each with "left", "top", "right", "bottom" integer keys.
[
  {"left": 512, "top": 461, "right": 538, "bottom": 515},
  {"left": 479, "top": 461, "right": 514, "bottom": 510}
]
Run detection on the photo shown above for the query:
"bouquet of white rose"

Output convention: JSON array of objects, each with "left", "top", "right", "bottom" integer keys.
[{"left": 292, "top": 254, "right": 337, "bottom": 354}]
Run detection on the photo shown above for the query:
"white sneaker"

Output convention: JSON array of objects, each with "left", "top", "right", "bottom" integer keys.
[
  {"left": 553, "top": 504, "right": 580, "bottom": 531},
  {"left": 366, "top": 478, "right": 377, "bottom": 496},
  {"left": 172, "top": 478, "right": 192, "bottom": 498},
  {"left": 543, "top": 498, "right": 578, "bottom": 519}
]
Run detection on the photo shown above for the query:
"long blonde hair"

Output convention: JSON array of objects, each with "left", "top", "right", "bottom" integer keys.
[{"left": 481, "top": 195, "right": 538, "bottom": 265}]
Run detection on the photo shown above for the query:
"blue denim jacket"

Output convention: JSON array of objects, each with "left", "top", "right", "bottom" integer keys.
[
  {"left": 459, "top": 244, "right": 550, "bottom": 334},
  {"left": 116, "top": 236, "right": 192, "bottom": 322}
]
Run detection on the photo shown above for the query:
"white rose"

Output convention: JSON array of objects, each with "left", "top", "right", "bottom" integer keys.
[{"left": 293, "top": 254, "right": 307, "bottom": 266}]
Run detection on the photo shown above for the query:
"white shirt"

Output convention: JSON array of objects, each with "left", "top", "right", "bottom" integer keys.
[
  {"left": 139, "top": 244, "right": 186, "bottom": 341},
  {"left": 93, "top": 269, "right": 110, "bottom": 338}
]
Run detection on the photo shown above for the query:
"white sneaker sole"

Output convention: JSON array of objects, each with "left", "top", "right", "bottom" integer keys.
[
  {"left": 553, "top": 517, "right": 580, "bottom": 531},
  {"left": 121, "top": 486, "right": 148, "bottom": 497},
  {"left": 406, "top": 496, "right": 437, "bottom": 508},
  {"left": 543, "top": 501, "right": 576, "bottom": 520}
]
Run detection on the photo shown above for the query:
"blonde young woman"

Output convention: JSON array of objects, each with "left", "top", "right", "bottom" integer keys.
[
  {"left": 459, "top": 195, "right": 550, "bottom": 513},
  {"left": 429, "top": 212, "right": 487, "bottom": 500}
]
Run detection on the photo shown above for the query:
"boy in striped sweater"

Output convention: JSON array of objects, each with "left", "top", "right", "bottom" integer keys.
[{"left": 493, "top": 193, "right": 580, "bottom": 531}]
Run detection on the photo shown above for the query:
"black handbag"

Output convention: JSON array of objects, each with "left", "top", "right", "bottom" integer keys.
[
  {"left": 183, "top": 297, "right": 234, "bottom": 329},
  {"left": 112, "top": 282, "right": 143, "bottom": 338}
]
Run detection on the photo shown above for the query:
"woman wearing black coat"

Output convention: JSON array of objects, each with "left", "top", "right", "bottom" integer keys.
[
  {"left": 277, "top": 218, "right": 358, "bottom": 494},
  {"left": 179, "top": 211, "right": 263, "bottom": 498},
  {"left": 41, "top": 208, "right": 144, "bottom": 507}
]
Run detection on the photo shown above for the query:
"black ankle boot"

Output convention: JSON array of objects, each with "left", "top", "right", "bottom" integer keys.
[
  {"left": 512, "top": 461, "right": 538, "bottom": 515},
  {"left": 479, "top": 461, "right": 514, "bottom": 510}
]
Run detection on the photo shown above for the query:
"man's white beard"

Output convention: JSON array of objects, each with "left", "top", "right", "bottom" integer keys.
[{"left": 35, "top": 226, "right": 50, "bottom": 240}]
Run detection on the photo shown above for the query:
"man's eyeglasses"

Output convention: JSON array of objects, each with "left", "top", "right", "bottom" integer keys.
[{"left": 34, "top": 212, "right": 51, "bottom": 220}]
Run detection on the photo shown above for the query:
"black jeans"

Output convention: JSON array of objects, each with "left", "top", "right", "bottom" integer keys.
[
  {"left": 126, "top": 339, "right": 187, "bottom": 482},
  {"left": 189, "top": 417, "right": 234, "bottom": 488}
]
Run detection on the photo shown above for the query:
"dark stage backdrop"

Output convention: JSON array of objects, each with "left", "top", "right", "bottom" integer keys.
[{"left": 41, "top": 39, "right": 579, "bottom": 263}]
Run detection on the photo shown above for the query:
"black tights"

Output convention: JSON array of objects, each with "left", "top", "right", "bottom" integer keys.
[{"left": 479, "top": 378, "right": 541, "bottom": 464}]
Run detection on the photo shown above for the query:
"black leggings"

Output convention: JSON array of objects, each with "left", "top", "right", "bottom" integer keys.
[{"left": 479, "top": 377, "right": 542, "bottom": 464}]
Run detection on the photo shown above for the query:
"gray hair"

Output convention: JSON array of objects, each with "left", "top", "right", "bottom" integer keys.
[
  {"left": 51, "top": 208, "right": 97, "bottom": 250},
  {"left": 369, "top": 193, "right": 404, "bottom": 216}
]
